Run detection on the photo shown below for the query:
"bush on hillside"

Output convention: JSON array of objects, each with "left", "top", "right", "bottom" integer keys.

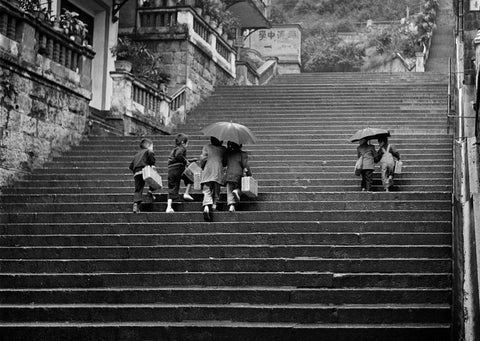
[{"left": 302, "top": 30, "right": 365, "bottom": 72}]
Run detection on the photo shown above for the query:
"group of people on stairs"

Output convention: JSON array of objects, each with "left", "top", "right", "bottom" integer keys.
[
  {"left": 128, "top": 134, "right": 251, "bottom": 221},
  {"left": 356, "top": 136, "right": 401, "bottom": 192}
]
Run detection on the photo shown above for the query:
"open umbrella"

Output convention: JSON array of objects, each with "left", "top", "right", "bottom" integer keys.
[
  {"left": 349, "top": 127, "right": 390, "bottom": 142},
  {"left": 201, "top": 121, "right": 257, "bottom": 145}
]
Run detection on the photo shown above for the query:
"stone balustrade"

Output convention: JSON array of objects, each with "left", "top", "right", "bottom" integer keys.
[
  {"left": 110, "top": 70, "right": 187, "bottom": 135},
  {"left": 236, "top": 58, "right": 278, "bottom": 85},
  {"left": 169, "top": 86, "right": 186, "bottom": 113},
  {"left": 0, "top": 1, "right": 94, "bottom": 80},
  {"left": 0, "top": 0, "right": 95, "bottom": 188},
  {"left": 137, "top": 6, "right": 236, "bottom": 77}
]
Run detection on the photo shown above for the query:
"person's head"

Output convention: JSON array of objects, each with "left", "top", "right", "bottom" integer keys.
[
  {"left": 378, "top": 136, "right": 388, "bottom": 147},
  {"left": 358, "top": 138, "right": 367, "bottom": 146},
  {"left": 140, "top": 138, "right": 153, "bottom": 151},
  {"left": 175, "top": 133, "right": 189, "bottom": 147},
  {"left": 228, "top": 141, "right": 242, "bottom": 151},
  {"left": 210, "top": 136, "right": 223, "bottom": 146}
]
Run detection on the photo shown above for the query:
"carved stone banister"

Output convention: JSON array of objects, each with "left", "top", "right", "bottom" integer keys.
[
  {"left": 137, "top": 6, "right": 236, "bottom": 77},
  {"left": 0, "top": 0, "right": 95, "bottom": 78},
  {"left": 110, "top": 70, "right": 172, "bottom": 135}
]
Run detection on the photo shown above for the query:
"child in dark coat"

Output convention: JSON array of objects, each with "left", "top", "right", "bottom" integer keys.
[
  {"left": 166, "top": 133, "right": 195, "bottom": 213},
  {"left": 224, "top": 141, "right": 252, "bottom": 212},
  {"left": 129, "top": 138, "right": 156, "bottom": 213}
]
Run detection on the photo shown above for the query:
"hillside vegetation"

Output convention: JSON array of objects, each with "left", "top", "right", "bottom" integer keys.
[{"left": 271, "top": 0, "right": 428, "bottom": 72}]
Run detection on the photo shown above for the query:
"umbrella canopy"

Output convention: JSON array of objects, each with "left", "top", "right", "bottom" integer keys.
[
  {"left": 201, "top": 121, "right": 257, "bottom": 145},
  {"left": 349, "top": 127, "right": 391, "bottom": 142}
]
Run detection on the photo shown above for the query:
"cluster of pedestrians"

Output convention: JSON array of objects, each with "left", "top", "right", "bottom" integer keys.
[
  {"left": 356, "top": 136, "right": 400, "bottom": 192},
  {"left": 129, "top": 134, "right": 251, "bottom": 221}
]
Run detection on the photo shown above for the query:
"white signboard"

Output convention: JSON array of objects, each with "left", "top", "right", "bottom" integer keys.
[
  {"left": 471, "top": 0, "right": 480, "bottom": 11},
  {"left": 245, "top": 24, "right": 302, "bottom": 64}
]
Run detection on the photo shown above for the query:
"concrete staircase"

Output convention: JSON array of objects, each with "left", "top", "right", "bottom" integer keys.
[
  {"left": 425, "top": 0, "right": 455, "bottom": 73},
  {"left": 0, "top": 72, "right": 453, "bottom": 340}
]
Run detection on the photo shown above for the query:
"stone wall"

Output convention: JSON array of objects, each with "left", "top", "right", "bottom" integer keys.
[
  {"left": 0, "top": 4, "right": 93, "bottom": 190},
  {"left": 0, "top": 62, "right": 91, "bottom": 189},
  {"left": 187, "top": 43, "right": 235, "bottom": 109}
]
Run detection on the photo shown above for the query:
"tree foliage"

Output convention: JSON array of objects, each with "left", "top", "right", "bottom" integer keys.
[
  {"left": 272, "top": 0, "right": 432, "bottom": 72},
  {"left": 302, "top": 29, "right": 365, "bottom": 72}
]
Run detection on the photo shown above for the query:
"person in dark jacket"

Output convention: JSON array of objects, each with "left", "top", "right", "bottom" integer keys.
[
  {"left": 375, "top": 136, "right": 400, "bottom": 191},
  {"left": 129, "top": 138, "right": 156, "bottom": 213},
  {"left": 224, "top": 141, "right": 252, "bottom": 212},
  {"left": 166, "top": 133, "right": 195, "bottom": 213},
  {"left": 357, "top": 138, "right": 377, "bottom": 191}
]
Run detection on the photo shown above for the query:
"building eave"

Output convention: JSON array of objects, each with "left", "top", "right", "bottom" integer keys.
[{"left": 227, "top": 0, "right": 271, "bottom": 29}]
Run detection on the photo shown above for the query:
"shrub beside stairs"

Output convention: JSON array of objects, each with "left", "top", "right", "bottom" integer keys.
[{"left": 0, "top": 72, "right": 452, "bottom": 340}]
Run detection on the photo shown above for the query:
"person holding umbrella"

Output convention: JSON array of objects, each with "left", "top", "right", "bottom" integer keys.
[
  {"left": 199, "top": 121, "right": 257, "bottom": 220},
  {"left": 356, "top": 138, "right": 377, "bottom": 191},
  {"left": 199, "top": 136, "right": 226, "bottom": 221},
  {"left": 350, "top": 128, "right": 389, "bottom": 192}
]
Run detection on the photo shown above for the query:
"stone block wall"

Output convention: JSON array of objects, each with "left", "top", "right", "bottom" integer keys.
[
  {"left": 137, "top": 39, "right": 234, "bottom": 123},
  {"left": 187, "top": 43, "right": 235, "bottom": 109},
  {"left": 0, "top": 4, "right": 93, "bottom": 190},
  {"left": 0, "top": 63, "right": 90, "bottom": 189}
]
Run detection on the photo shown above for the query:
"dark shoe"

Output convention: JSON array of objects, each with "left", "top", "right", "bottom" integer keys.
[
  {"left": 203, "top": 205, "right": 212, "bottom": 222},
  {"left": 133, "top": 203, "right": 140, "bottom": 213}
]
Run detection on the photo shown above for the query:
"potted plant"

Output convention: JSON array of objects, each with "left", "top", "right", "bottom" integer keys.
[
  {"left": 60, "top": 9, "right": 88, "bottom": 44},
  {"left": 136, "top": 53, "right": 171, "bottom": 90},
  {"left": 18, "top": 0, "right": 50, "bottom": 21},
  {"left": 18, "top": 0, "right": 41, "bottom": 12},
  {"left": 110, "top": 37, "right": 151, "bottom": 72},
  {"left": 50, "top": 16, "right": 62, "bottom": 32}
]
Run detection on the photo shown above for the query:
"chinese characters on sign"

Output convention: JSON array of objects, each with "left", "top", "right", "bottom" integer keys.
[
  {"left": 246, "top": 25, "right": 301, "bottom": 64},
  {"left": 258, "top": 29, "right": 297, "bottom": 41}
]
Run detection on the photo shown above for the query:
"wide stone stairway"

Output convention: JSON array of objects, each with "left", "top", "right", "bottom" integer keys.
[{"left": 0, "top": 72, "right": 453, "bottom": 340}]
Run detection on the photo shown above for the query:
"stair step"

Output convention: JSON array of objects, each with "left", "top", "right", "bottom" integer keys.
[
  {"left": 0, "top": 245, "right": 451, "bottom": 259},
  {"left": 0, "top": 272, "right": 451, "bottom": 289},
  {"left": 0, "top": 221, "right": 452, "bottom": 234},
  {"left": 0, "top": 191, "right": 452, "bottom": 203},
  {"left": 0, "top": 200, "right": 452, "bottom": 213},
  {"left": 0, "top": 323, "right": 451, "bottom": 341},
  {"left": 0, "top": 303, "right": 451, "bottom": 324},
  {"left": 0, "top": 232, "right": 451, "bottom": 247},
  {"left": 0, "top": 210, "right": 452, "bottom": 224},
  {"left": 0, "top": 287, "right": 451, "bottom": 304}
]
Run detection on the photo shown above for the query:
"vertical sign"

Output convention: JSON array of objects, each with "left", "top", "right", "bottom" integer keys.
[{"left": 471, "top": 0, "right": 480, "bottom": 11}]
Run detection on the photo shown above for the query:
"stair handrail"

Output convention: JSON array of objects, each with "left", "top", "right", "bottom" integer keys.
[
  {"left": 448, "top": 57, "right": 452, "bottom": 118},
  {"left": 169, "top": 85, "right": 187, "bottom": 112}
]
